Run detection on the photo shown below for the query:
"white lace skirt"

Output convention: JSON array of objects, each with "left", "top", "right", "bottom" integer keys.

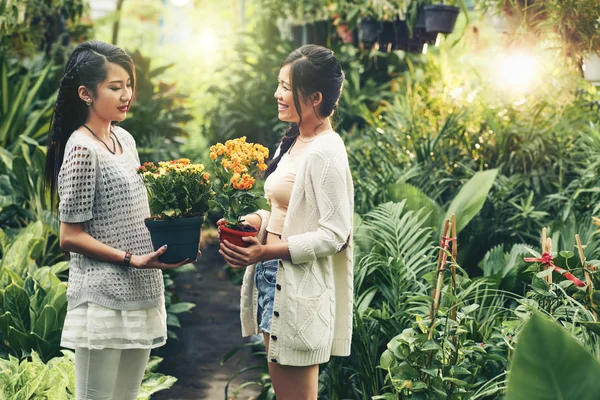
[{"left": 61, "top": 302, "right": 167, "bottom": 350}]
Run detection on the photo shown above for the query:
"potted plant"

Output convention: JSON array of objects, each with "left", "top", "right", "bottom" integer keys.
[
  {"left": 306, "top": 0, "right": 331, "bottom": 46},
  {"left": 209, "top": 137, "right": 270, "bottom": 247},
  {"left": 138, "top": 159, "right": 214, "bottom": 263},
  {"left": 424, "top": 0, "right": 461, "bottom": 34},
  {"left": 583, "top": 54, "right": 600, "bottom": 85}
]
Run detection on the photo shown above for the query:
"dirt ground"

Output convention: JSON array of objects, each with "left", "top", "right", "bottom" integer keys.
[{"left": 153, "top": 237, "right": 262, "bottom": 400}]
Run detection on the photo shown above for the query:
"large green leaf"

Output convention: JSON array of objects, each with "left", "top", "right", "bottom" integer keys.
[
  {"left": 506, "top": 313, "right": 600, "bottom": 400},
  {"left": 444, "top": 169, "right": 498, "bottom": 233},
  {"left": 32, "top": 305, "right": 58, "bottom": 339},
  {"left": 386, "top": 182, "right": 443, "bottom": 232},
  {"left": 3, "top": 283, "right": 30, "bottom": 332}
]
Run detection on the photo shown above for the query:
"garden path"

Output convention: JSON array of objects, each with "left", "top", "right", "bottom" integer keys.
[{"left": 153, "top": 235, "right": 261, "bottom": 400}]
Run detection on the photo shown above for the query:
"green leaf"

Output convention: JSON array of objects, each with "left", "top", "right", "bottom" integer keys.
[
  {"left": 560, "top": 251, "right": 575, "bottom": 259},
  {"left": 6, "top": 325, "right": 33, "bottom": 355},
  {"left": 506, "top": 313, "right": 600, "bottom": 400},
  {"left": 168, "top": 302, "right": 196, "bottom": 314},
  {"left": 32, "top": 305, "right": 58, "bottom": 339},
  {"left": 166, "top": 313, "right": 181, "bottom": 328},
  {"left": 4, "top": 283, "right": 30, "bottom": 331},
  {"left": 536, "top": 268, "right": 554, "bottom": 279},
  {"left": 386, "top": 182, "right": 443, "bottom": 232},
  {"left": 444, "top": 169, "right": 499, "bottom": 234}
]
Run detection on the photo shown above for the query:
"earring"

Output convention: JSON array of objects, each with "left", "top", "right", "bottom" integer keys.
[{"left": 85, "top": 99, "right": 92, "bottom": 106}]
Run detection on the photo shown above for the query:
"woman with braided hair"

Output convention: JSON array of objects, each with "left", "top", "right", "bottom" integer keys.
[
  {"left": 43, "top": 41, "right": 195, "bottom": 400},
  {"left": 219, "top": 45, "right": 354, "bottom": 399}
]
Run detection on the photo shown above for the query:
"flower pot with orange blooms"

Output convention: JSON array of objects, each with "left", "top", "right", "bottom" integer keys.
[
  {"left": 137, "top": 159, "right": 214, "bottom": 263},
  {"left": 209, "top": 137, "right": 270, "bottom": 248}
]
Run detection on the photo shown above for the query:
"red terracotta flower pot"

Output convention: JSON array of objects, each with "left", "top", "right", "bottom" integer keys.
[{"left": 219, "top": 224, "right": 258, "bottom": 247}]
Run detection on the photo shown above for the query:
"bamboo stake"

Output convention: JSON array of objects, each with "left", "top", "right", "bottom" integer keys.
[
  {"left": 429, "top": 219, "right": 451, "bottom": 341},
  {"left": 576, "top": 234, "right": 597, "bottom": 322},
  {"left": 431, "top": 219, "right": 450, "bottom": 301},
  {"left": 546, "top": 237, "right": 553, "bottom": 285},
  {"left": 450, "top": 214, "right": 459, "bottom": 366},
  {"left": 450, "top": 214, "right": 458, "bottom": 322}
]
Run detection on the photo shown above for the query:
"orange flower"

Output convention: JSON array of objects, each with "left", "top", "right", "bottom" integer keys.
[
  {"left": 210, "top": 152, "right": 217, "bottom": 160},
  {"left": 203, "top": 172, "right": 210, "bottom": 181}
]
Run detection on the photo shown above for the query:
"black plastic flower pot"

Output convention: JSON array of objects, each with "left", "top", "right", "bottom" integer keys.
[
  {"left": 416, "top": 27, "right": 438, "bottom": 45},
  {"left": 392, "top": 19, "right": 410, "bottom": 50},
  {"left": 424, "top": 4, "right": 460, "bottom": 34},
  {"left": 291, "top": 24, "right": 306, "bottom": 48},
  {"left": 145, "top": 216, "right": 203, "bottom": 263},
  {"left": 416, "top": 8, "right": 427, "bottom": 29},
  {"left": 359, "top": 18, "right": 382, "bottom": 49},
  {"left": 310, "top": 19, "right": 331, "bottom": 46},
  {"left": 378, "top": 21, "right": 395, "bottom": 52}
]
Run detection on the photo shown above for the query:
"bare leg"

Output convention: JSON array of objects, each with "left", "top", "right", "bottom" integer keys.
[{"left": 263, "top": 333, "right": 319, "bottom": 400}]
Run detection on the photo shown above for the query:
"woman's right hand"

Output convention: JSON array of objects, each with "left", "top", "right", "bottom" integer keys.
[{"left": 130, "top": 245, "right": 194, "bottom": 270}]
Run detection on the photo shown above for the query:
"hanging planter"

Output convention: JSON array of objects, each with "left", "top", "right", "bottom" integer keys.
[
  {"left": 424, "top": 4, "right": 460, "bottom": 34},
  {"left": 583, "top": 54, "right": 600, "bottom": 85},
  {"left": 359, "top": 18, "right": 382, "bottom": 49},
  {"left": 414, "top": 8, "right": 437, "bottom": 45},
  {"left": 310, "top": 19, "right": 331, "bottom": 46},
  {"left": 291, "top": 24, "right": 307, "bottom": 48},
  {"left": 392, "top": 18, "right": 410, "bottom": 50},
  {"left": 379, "top": 21, "right": 395, "bottom": 52}
]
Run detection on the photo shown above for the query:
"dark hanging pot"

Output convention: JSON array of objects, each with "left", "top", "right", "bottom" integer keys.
[
  {"left": 392, "top": 19, "right": 411, "bottom": 50},
  {"left": 359, "top": 18, "right": 382, "bottom": 49},
  {"left": 291, "top": 24, "right": 307, "bottom": 48},
  {"left": 145, "top": 216, "right": 203, "bottom": 263},
  {"left": 378, "top": 21, "right": 395, "bottom": 52},
  {"left": 310, "top": 19, "right": 331, "bottom": 46},
  {"left": 424, "top": 4, "right": 460, "bottom": 34},
  {"left": 415, "top": 7, "right": 437, "bottom": 45}
]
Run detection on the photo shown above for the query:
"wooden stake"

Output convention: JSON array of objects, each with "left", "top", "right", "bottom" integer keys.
[
  {"left": 450, "top": 214, "right": 458, "bottom": 322},
  {"left": 429, "top": 219, "right": 451, "bottom": 341},
  {"left": 431, "top": 219, "right": 450, "bottom": 301},
  {"left": 546, "top": 237, "right": 553, "bottom": 285},
  {"left": 576, "top": 234, "right": 597, "bottom": 322}
]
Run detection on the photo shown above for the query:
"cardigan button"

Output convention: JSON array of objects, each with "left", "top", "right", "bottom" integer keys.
[
  {"left": 271, "top": 358, "right": 277, "bottom": 363},
  {"left": 273, "top": 311, "right": 280, "bottom": 317},
  {"left": 276, "top": 284, "right": 281, "bottom": 291},
  {"left": 271, "top": 335, "right": 278, "bottom": 341}
]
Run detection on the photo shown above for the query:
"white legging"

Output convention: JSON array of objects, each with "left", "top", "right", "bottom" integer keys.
[{"left": 75, "top": 347, "right": 151, "bottom": 400}]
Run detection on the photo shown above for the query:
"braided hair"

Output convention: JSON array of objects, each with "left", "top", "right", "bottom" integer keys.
[
  {"left": 265, "top": 45, "right": 345, "bottom": 177},
  {"left": 44, "top": 41, "right": 135, "bottom": 209}
]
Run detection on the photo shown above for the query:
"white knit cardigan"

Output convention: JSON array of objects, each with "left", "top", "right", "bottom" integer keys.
[{"left": 240, "top": 131, "right": 354, "bottom": 366}]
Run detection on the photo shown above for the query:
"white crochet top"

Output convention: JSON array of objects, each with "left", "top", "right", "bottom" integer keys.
[{"left": 58, "top": 126, "right": 164, "bottom": 311}]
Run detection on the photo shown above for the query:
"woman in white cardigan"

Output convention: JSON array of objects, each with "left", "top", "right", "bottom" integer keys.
[{"left": 219, "top": 45, "right": 354, "bottom": 399}]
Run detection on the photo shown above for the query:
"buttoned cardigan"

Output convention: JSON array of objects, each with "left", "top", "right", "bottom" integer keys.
[{"left": 240, "top": 131, "right": 354, "bottom": 366}]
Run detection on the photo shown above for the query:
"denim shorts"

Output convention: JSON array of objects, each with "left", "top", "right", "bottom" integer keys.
[{"left": 255, "top": 259, "right": 279, "bottom": 333}]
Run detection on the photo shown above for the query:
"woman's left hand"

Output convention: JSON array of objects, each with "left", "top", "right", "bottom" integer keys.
[{"left": 219, "top": 236, "right": 263, "bottom": 268}]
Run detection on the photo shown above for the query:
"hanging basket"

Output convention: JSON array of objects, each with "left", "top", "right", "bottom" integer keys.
[
  {"left": 310, "top": 20, "right": 331, "bottom": 46},
  {"left": 424, "top": 4, "right": 460, "bottom": 34},
  {"left": 359, "top": 18, "right": 383, "bottom": 49},
  {"left": 291, "top": 24, "right": 307, "bottom": 48},
  {"left": 378, "top": 21, "right": 395, "bottom": 52}
]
